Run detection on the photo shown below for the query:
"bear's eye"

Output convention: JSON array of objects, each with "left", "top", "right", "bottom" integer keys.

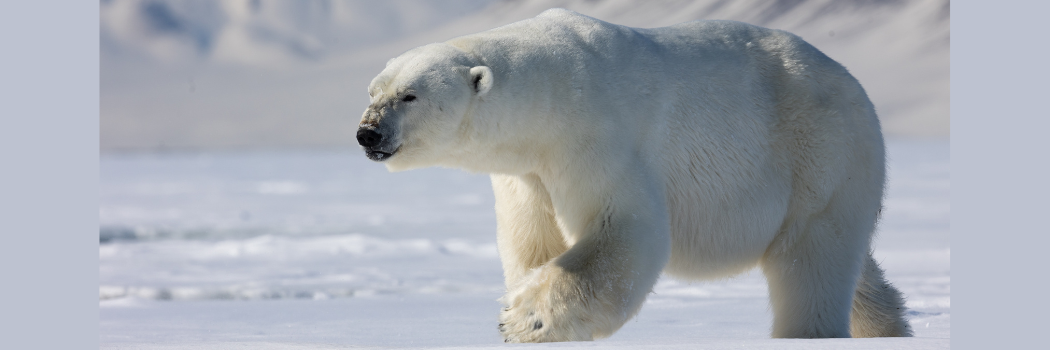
[{"left": 402, "top": 95, "right": 417, "bottom": 102}]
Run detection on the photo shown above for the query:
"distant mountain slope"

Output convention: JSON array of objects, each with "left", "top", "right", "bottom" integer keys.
[
  {"left": 101, "top": 0, "right": 948, "bottom": 152},
  {"left": 100, "top": 0, "right": 496, "bottom": 66}
]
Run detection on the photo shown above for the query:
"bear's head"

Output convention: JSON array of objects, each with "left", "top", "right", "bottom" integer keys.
[{"left": 357, "top": 43, "right": 493, "bottom": 171}]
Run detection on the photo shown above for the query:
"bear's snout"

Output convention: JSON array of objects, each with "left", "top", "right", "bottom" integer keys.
[
  {"left": 356, "top": 127, "right": 397, "bottom": 162},
  {"left": 357, "top": 129, "right": 383, "bottom": 147}
]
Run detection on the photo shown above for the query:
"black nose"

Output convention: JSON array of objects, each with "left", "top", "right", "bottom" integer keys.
[{"left": 357, "top": 129, "right": 382, "bottom": 147}]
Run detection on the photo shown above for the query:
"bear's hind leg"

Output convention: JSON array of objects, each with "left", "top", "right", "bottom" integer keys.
[
  {"left": 761, "top": 215, "right": 866, "bottom": 338},
  {"left": 850, "top": 252, "right": 913, "bottom": 337}
]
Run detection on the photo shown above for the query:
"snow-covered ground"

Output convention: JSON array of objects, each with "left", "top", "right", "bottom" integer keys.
[{"left": 99, "top": 139, "right": 949, "bottom": 348}]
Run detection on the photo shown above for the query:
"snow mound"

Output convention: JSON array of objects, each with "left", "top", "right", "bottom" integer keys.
[{"left": 100, "top": 233, "right": 501, "bottom": 301}]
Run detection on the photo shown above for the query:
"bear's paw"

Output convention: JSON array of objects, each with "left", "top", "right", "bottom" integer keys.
[{"left": 498, "top": 265, "right": 599, "bottom": 343}]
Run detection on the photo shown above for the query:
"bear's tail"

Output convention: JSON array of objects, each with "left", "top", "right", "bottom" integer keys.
[{"left": 849, "top": 252, "right": 914, "bottom": 337}]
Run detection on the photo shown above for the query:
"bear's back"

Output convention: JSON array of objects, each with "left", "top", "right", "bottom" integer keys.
[{"left": 451, "top": 9, "right": 847, "bottom": 99}]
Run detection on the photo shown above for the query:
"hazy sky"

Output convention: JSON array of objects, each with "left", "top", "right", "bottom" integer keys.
[{"left": 101, "top": 0, "right": 948, "bottom": 152}]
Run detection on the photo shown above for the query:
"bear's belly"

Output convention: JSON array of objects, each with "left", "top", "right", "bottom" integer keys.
[{"left": 659, "top": 148, "right": 791, "bottom": 280}]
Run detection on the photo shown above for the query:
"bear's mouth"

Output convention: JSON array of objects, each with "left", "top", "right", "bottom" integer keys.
[{"left": 365, "top": 146, "right": 399, "bottom": 162}]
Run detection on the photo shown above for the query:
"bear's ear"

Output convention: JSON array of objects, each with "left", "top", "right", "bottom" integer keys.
[{"left": 469, "top": 66, "right": 493, "bottom": 97}]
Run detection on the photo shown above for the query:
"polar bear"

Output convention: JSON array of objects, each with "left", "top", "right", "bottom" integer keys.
[{"left": 356, "top": 9, "right": 912, "bottom": 342}]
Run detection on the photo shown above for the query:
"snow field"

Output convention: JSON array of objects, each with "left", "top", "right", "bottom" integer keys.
[{"left": 99, "top": 140, "right": 948, "bottom": 348}]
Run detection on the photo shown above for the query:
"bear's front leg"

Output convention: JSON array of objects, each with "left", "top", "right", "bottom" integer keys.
[{"left": 498, "top": 208, "right": 669, "bottom": 343}]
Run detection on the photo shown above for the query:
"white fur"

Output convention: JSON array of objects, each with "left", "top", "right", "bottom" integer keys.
[{"left": 359, "top": 9, "right": 912, "bottom": 342}]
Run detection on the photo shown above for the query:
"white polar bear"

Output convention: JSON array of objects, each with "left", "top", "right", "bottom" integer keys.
[{"left": 356, "top": 9, "right": 912, "bottom": 342}]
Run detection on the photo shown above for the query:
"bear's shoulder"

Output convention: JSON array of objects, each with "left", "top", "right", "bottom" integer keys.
[
  {"left": 533, "top": 8, "right": 615, "bottom": 31},
  {"left": 536, "top": 8, "right": 593, "bottom": 21},
  {"left": 450, "top": 9, "right": 618, "bottom": 53}
]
